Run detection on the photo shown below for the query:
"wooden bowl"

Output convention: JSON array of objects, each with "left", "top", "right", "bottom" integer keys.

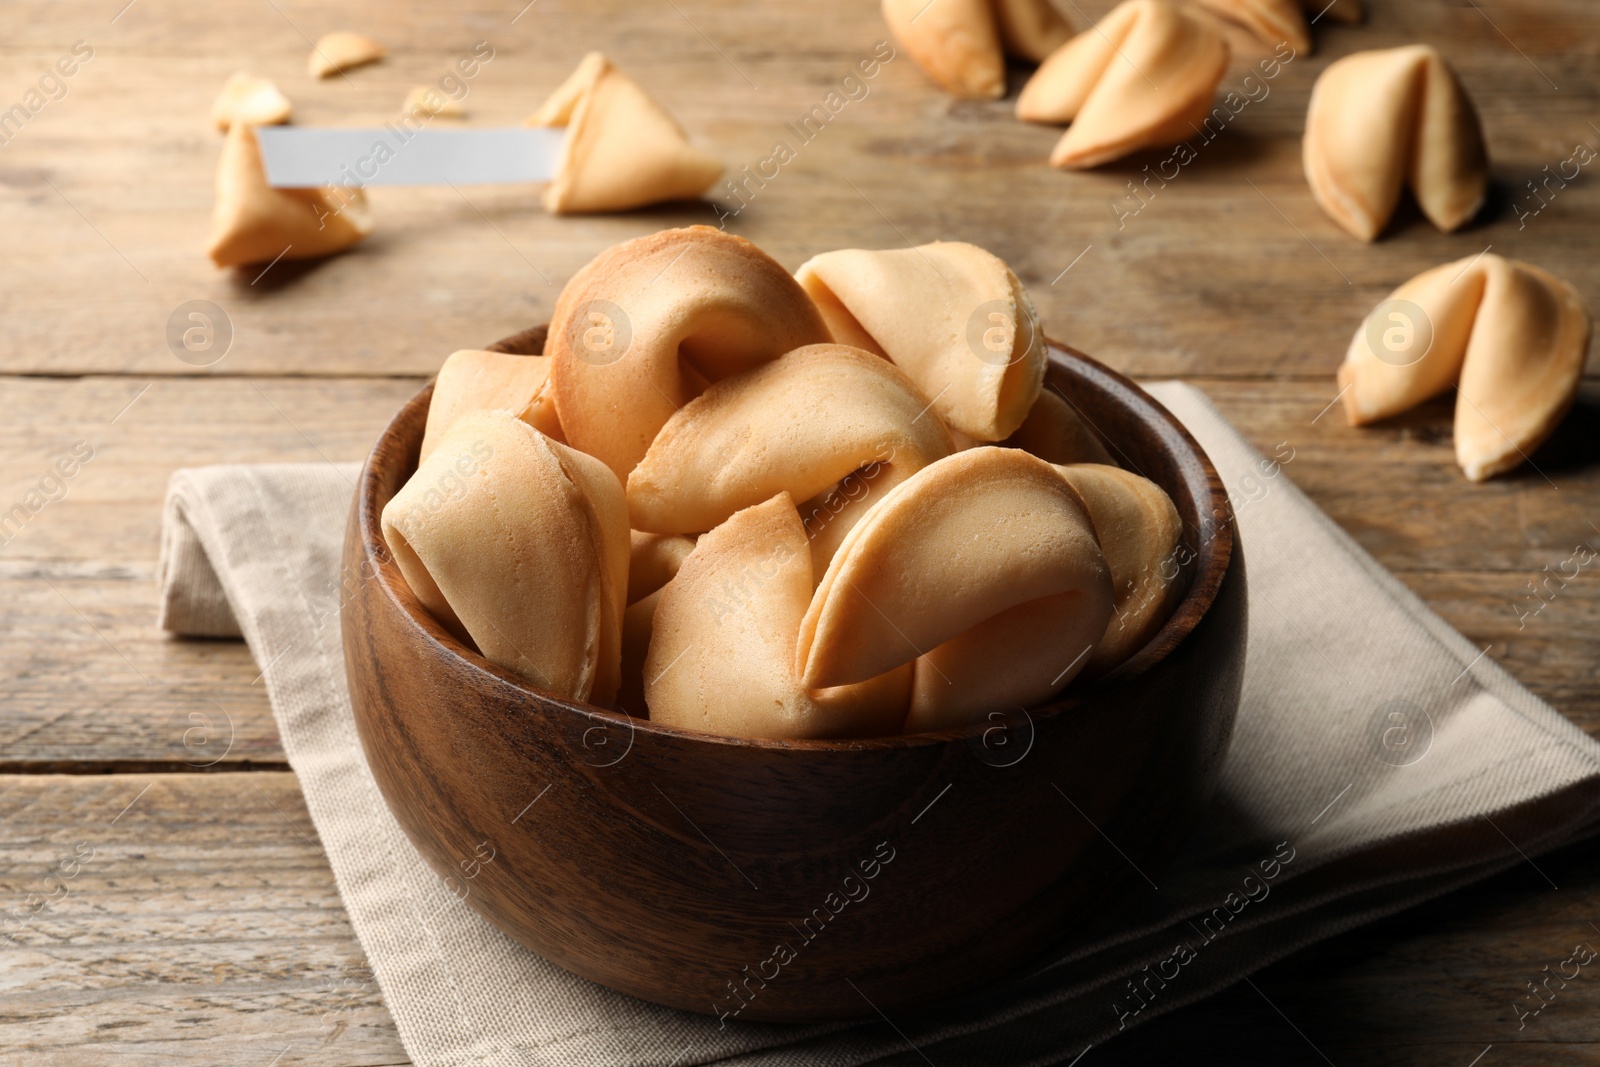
[{"left": 342, "top": 328, "right": 1246, "bottom": 1022}]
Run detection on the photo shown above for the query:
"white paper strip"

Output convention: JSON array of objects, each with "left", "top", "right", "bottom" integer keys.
[{"left": 256, "top": 127, "right": 565, "bottom": 187}]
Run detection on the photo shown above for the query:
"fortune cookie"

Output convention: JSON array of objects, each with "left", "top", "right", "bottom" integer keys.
[
  {"left": 207, "top": 123, "right": 372, "bottom": 269},
  {"left": 420, "top": 350, "right": 563, "bottom": 464},
  {"left": 628, "top": 531, "right": 697, "bottom": 605},
  {"left": 1188, "top": 0, "right": 1359, "bottom": 54},
  {"left": 617, "top": 588, "right": 666, "bottom": 718},
  {"left": 615, "top": 531, "right": 697, "bottom": 716},
  {"left": 526, "top": 52, "right": 723, "bottom": 214},
  {"left": 1337, "top": 259, "right": 1484, "bottom": 426},
  {"left": 211, "top": 72, "right": 291, "bottom": 131},
  {"left": 646, "top": 494, "right": 912, "bottom": 739},
  {"left": 1052, "top": 463, "right": 1183, "bottom": 672},
  {"left": 310, "top": 31, "right": 386, "bottom": 78},
  {"left": 799, "top": 448, "right": 1113, "bottom": 731},
  {"left": 402, "top": 85, "right": 466, "bottom": 119},
  {"left": 1004, "top": 388, "right": 1115, "bottom": 465},
  {"left": 1454, "top": 265, "right": 1590, "bottom": 482},
  {"left": 549, "top": 226, "right": 830, "bottom": 479},
  {"left": 628, "top": 344, "right": 955, "bottom": 569},
  {"left": 1303, "top": 45, "right": 1488, "bottom": 242},
  {"left": 796, "top": 242, "right": 1045, "bottom": 442},
  {"left": 1016, "top": 0, "right": 1230, "bottom": 169},
  {"left": 881, "top": 0, "right": 1073, "bottom": 99},
  {"left": 1315, "top": 0, "right": 1363, "bottom": 22},
  {"left": 381, "top": 411, "right": 629, "bottom": 703},
  {"left": 1339, "top": 255, "right": 1590, "bottom": 482}
]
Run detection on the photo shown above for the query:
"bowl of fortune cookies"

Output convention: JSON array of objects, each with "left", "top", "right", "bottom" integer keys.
[{"left": 342, "top": 226, "right": 1245, "bottom": 1021}]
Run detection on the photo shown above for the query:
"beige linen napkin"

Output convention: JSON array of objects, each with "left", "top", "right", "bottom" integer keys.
[{"left": 155, "top": 382, "right": 1600, "bottom": 1067}]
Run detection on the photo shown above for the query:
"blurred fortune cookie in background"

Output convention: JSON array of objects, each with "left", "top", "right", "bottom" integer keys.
[
  {"left": 1304, "top": 44, "right": 1488, "bottom": 241},
  {"left": 211, "top": 72, "right": 291, "bottom": 131},
  {"left": 203, "top": 45, "right": 728, "bottom": 266},
  {"left": 206, "top": 123, "right": 372, "bottom": 268},
  {"left": 881, "top": 0, "right": 1074, "bottom": 99},
  {"left": 310, "top": 31, "right": 386, "bottom": 78},
  {"left": 1338, "top": 254, "right": 1590, "bottom": 482},
  {"left": 1189, "top": 0, "right": 1363, "bottom": 55},
  {"left": 1017, "top": 0, "right": 1230, "bottom": 169},
  {"left": 526, "top": 52, "right": 724, "bottom": 214}
]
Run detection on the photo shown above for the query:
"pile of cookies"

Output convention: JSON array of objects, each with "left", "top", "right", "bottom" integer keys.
[
  {"left": 887, "top": 0, "right": 1593, "bottom": 479},
  {"left": 887, "top": 0, "right": 1489, "bottom": 243},
  {"left": 381, "top": 226, "right": 1185, "bottom": 739}
]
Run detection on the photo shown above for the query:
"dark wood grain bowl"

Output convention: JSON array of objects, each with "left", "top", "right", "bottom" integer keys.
[{"left": 342, "top": 326, "right": 1246, "bottom": 1022}]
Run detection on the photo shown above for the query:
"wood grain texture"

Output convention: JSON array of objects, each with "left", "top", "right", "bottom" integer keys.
[
  {"left": 2, "top": 774, "right": 1596, "bottom": 1066},
  {"left": 0, "top": 1, "right": 1595, "bottom": 379},
  {"left": 0, "top": 773, "right": 405, "bottom": 1067},
  {"left": 0, "top": 561, "right": 285, "bottom": 773},
  {"left": 1, "top": 0, "right": 1598, "bottom": 1058}
]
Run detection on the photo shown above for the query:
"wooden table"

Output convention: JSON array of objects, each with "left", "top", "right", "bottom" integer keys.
[{"left": 2, "top": 0, "right": 1597, "bottom": 1063}]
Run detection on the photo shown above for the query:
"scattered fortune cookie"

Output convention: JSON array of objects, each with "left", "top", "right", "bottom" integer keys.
[
  {"left": 207, "top": 123, "right": 372, "bottom": 268},
  {"left": 1338, "top": 254, "right": 1590, "bottom": 481},
  {"left": 1337, "top": 259, "right": 1484, "bottom": 426},
  {"left": 796, "top": 241, "right": 1045, "bottom": 442},
  {"left": 402, "top": 85, "right": 466, "bottom": 119},
  {"left": 1304, "top": 45, "right": 1488, "bottom": 242},
  {"left": 881, "top": 0, "right": 1073, "bottom": 99},
  {"left": 382, "top": 410, "right": 629, "bottom": 703},
  {"left": 310, "top": 31, "right": 386, "bottom": 78},
  {"left": 1017, "top": 0, "right": 1230, "bottom": 169},
  {"left": 526, "top": 52, "right": 723, "bottom": 214},
  {"left": 211, "top": 72, "right": 292, "bottom": 131}
]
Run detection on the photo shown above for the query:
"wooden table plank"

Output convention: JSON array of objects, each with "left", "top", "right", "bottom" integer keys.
[
  {"left": 3, "top": 0, "right": 1599, "bottom": 1062},
  {"left": 1101, "top": 839, "right": 1600, "bottom": 1066},
  {"left": 0, "top": 374, "right": 421, "bottom": 773},
  {"left": 0, "top": 1, "right": 1597, "bottom": 380},
  {"left": 0, "top": 773, "right": 405, "bottom": 1067},
  {"left": 2, "top": 773, "right": 1597, "bottom": 1067},
  {"left": 0, "top": 561, "right": 282, "bottom": 773}
]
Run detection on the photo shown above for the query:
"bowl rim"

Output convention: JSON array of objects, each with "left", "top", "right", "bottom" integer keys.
[{"left": 352, "top": 334, "right": 1234, "bottom": 753}]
